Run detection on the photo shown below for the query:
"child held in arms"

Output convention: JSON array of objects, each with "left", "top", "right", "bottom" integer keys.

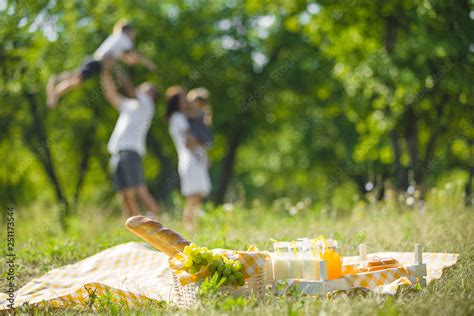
[
  {"left": 186, "top": 87, "right": 213, "bottom": 148},
  {"left": 46, "top": 20, "right": 157, "bottom": 108}
]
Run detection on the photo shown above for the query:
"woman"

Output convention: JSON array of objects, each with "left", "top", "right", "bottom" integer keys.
[{"left": 166, "top": 86, "right": 211, "bottom": 232}]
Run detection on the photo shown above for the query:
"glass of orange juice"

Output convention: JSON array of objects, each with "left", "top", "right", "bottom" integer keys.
[{"left": 317, "top": 238, "right": 343, "bottom": 280}]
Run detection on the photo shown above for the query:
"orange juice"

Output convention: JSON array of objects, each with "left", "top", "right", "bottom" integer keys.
[{"left": 320, "top": 247, "right": 342, "bottom": 280}]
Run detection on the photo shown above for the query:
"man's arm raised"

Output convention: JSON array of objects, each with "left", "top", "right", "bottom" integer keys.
[
  {"left": 101, "top": 58, "right": 124, "bottom": 110},
  {"left": 139, "top": 54, "right": 158, "bottom": 71},
  {"left": 121, "top": 51, "right": 157, "bottom": 72},
  {"left": 114, "top": 65, "right": 136, "bottom": 99}
]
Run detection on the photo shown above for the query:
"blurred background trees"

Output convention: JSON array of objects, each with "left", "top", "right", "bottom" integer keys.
[{"left": 1, "top": 0, "right": 472, "bottom": 222}]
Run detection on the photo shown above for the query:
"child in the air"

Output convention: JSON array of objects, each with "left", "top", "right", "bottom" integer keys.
[{"left": 46, "top": 20, "right": 156, "bottom": 108}]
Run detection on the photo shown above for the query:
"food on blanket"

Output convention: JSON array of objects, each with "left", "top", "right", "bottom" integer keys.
[
  {"left": 367, "top": 263, "right": 399, "bottom": 272},
  {"left": 232, "top": 261, "right": 242, "bottom": 272},
  {"left": 366, "top": 258, "right": 398, "bottom": 267},
  {"left": 382, "top": 258, "right": 398, "bottom": 265},
  {"left": 366, "top": 261, "right": 383, "bottom": 267},
  {"left": 357, "top": 257, "right": 400, "bottom": 273},
  {"left": 125, "top": 215, "right": 191, "bottom": 257},
  {"left": 182, "top": 243, "right": 245, "bottom": 286}
]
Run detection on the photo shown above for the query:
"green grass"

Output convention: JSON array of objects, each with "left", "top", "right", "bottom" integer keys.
[{"left": 1, "top": 183, "right": 473, "bottom": 315}]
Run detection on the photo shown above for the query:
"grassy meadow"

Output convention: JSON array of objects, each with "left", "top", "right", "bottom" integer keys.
[
  {"left": 1, "top": 182, "right": 473, "bottom": 315},
  {"left": 2, "top": 1, "right": 472, "bottom": 315}
]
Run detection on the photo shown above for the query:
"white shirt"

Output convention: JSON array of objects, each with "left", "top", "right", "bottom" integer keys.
[
  {"left": 107, "top": 92, "right": 154, "bottom": 156},
  {"left": 94, "top": 31, "right": 133, "bottom": 60}
]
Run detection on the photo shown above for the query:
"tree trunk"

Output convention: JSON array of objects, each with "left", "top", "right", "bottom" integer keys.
[
  {"left": 24, "top": 92, "right": 69, "bottom": 227},
  {"left": 405, "top": 107, "right": 420, "bottom": 184},
  {"left": 419, "top": 93, "right": 449, "bottom": 186},
  {"left": 213, "top": 119, "right": 246, "bottom": 204},
  {"left": 148, "top": 133, "right": 177, "bottom": 205},
  {"left": 72, "top": 104, "right": 100, "bottom": 209},
  {"left": 72, "top": 146, "right": 92, "bottom": 209},
  {"left": 389, "top": 129, "right": 407, "bottom": 191},
  {"left": 383, "top": 14, "right": 406, "bottom": 193}
]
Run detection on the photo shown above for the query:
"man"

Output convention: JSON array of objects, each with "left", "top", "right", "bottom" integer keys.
[{"left": 101, "top": 58, "right": 160, "bottom": 218}]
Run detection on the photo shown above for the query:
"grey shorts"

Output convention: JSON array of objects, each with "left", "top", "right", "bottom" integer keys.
[{"left": 110, "top": 150, "right": 145, "bottom": 191}]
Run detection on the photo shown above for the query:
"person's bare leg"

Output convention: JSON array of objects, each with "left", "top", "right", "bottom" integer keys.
[
  {"left": 184, "top": 194, "right": 202, "bottom": 232},
  {"left": 119, "top": 188, "right": 140, "bottom": 218},
  {"left": 47, "top": 72, "right": 82, "bottom": 108},
  {"left": 136, "top": 185, "right": 160, "bottom": 217},
  {"left": 46, "top": 74, "right": 58, "bottom": 107},
  {"left": 55, "top": 71, "right": 76, "bottom": 82}
]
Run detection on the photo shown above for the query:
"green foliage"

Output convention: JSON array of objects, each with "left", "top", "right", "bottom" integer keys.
[
  {"left": 198, "top": 273, "right": 226, "bottom": 300},
  {"left": 0, "top": 0, "right": 472, "bottom": 215}
]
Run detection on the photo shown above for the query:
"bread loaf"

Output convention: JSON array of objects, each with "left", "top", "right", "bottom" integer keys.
[
  {"left": 366, "top": 257, "right": 398, "bottom": 267},
  {"left": 366, "top": 260, "right": 384, "bottom": 267},
  {"left": 367, "top": 263, "right": 399, "bottom": 272},
  {"left": 125, "top": 215, "right": 191, "bottom": 257},
  {"left": 358, "top": 257, "right": 400, "bottom": 273}
]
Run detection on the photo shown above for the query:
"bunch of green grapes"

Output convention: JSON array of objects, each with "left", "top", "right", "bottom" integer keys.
[
  {"left": 182, "top": 243, "right": 214, "bottom": 274},
  {"left": 182, "top": 243, "right": 245, "bottom": 286}
]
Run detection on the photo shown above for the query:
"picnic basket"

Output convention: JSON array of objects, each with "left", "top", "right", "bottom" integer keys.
[{"left": 171, "top": 263, "right": 267, "bottom": 308}]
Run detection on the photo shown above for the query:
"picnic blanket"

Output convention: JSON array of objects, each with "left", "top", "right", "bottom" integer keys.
[
  {"left": 0, "top": 242, "right": 171, "bottom": 310},
  {"left": 0, "top": 242, "right": 459, "bottom": 310}
]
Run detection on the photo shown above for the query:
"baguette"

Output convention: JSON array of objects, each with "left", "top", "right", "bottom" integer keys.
[{"left": 126, "top": 215, "right": 191, "bottom": 257}]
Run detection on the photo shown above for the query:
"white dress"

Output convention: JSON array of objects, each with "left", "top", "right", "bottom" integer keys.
[{"left": 169, "top": 112, "right": 211, "bottom": 197}]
